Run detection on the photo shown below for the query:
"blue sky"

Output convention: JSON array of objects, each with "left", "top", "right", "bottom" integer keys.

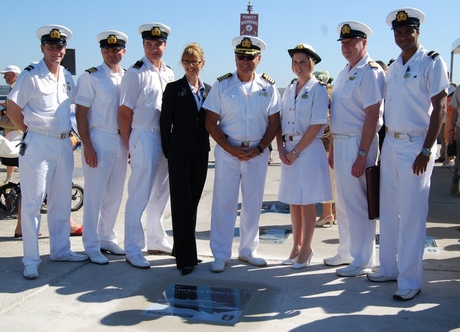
[{"left": 1, "top": 0, "right": 459, "bottom": 88}]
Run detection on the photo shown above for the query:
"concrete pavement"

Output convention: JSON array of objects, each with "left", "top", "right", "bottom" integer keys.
[{"left": 0, "top": 143, "right": 459, "bottom": 331}]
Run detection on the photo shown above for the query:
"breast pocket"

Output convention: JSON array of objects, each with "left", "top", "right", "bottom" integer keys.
[
  {"left": 338, "top": 79, "right": 357, "bottom": 98},
  {"left": 403, "top": 73, "right": 420, "bottom": 95},
  {"left": 221, "top": 94, "right": 240, "bottom": 113},
  {"left": 40, "top": 89, "right": 56, "bottom": 110}
]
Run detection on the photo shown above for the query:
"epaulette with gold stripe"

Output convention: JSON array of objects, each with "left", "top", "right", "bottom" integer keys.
[
  {"left": 290, "top": 78, "right": 298, "bottom": 85},
  {"left": 133, "top": 60, "right": 143, "bottom": 69},
  {"left": 368, "top": 61, "right": 379, "bottom": 69},
  {"left": 24, "top": 64, "right": 35, "bottom": 72},
  {"left": 85, "top": 67, "right": 97, "bottom": 74},
  {"left": 217, "top": 73, "right": 232, "bottom": 82},
  {"left": 261, "top": 73, "right": 275, "bottom": 85},
  {"left": 427, "top": 50, "right": 439, "bottom": 60}
]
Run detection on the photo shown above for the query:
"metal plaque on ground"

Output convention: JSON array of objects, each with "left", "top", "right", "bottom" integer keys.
[
  {"left": 142, "top": 284, "right": 253, "bottom": 324},
  {"left": 234, "top": 227, "right": 292, "bottom": 244}
]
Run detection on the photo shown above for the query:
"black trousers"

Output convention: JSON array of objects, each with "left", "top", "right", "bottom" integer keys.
[{"left": 167, "top": 149, "right": 208, "bottom": 269}]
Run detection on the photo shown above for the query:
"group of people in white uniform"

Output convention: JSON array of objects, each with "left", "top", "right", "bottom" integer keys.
[{"left": 7, "top": 7, "right": 448, "bottom": 303}]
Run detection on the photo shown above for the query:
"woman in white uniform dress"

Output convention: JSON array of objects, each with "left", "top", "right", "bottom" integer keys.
[{"left": 277, "top": 44, "right": 332, "bottom": 269}]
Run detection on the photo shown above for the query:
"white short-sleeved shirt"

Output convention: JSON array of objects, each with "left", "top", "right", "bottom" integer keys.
[
  {"left": 203, "top": 71, "right": 281, "bottom": 141},
  {"left": 330, "top": 54, "right": 385, "bottom": 134},
  {"left": 385, "top": 45, "right": 449, "bottom": 133},
  {"left": 281, "top": 76, "right": 328, "bottom": 137},
  {"left": 450, "top": 85, "right": 460, "bottom": 128},
  {"left": 8, "top": 59, "right": 75, "bottom": 133},
  {"left": 119, "top": 56, "right": 174, "bottom": 130},
  {"left": 75, "top": 62, "right": 124, "bottom": 132}
]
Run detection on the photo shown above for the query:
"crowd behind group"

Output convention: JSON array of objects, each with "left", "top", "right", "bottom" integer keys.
[{"left": 2, "top": 6, "right": 458, "bottom": 303}]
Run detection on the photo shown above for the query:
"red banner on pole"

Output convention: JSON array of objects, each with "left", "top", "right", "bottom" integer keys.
[{"left": 240, "top": 13, "right": 259, "bottom": 36}]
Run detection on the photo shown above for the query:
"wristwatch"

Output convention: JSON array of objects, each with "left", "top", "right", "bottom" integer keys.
[
  {"left": 421, "top": 148, "right": 431, "bottom": 156},
  {"left": 358, "top": 149, "right": 367, "bottom": 157}
]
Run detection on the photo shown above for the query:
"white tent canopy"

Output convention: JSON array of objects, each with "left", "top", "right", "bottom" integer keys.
[{"left": 450, "top": 37, "right": 460, "bottom": 82}]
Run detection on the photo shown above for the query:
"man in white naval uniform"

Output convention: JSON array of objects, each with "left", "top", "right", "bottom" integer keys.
[
  {"left": 204, "top": 35, "right": 281, "bottom": 273},
  {"left": 75, "top": 30, "right": 129, "bottom": 265},
  {"left": 119, "top": 22, "right": 174, "bottom": 269},
  {"left": 8, "top": 24, "right": 88, "bottom": 279},
  {"left": 367, "top": 8, "right": 449, "bottom": 301},
  {"left": 324, "top": 21, "right": 385, "bottom": 277}
]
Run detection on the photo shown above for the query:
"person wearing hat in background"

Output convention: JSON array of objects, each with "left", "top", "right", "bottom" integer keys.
[
  {"left": 313, "top": 69, "right": 337, "bottom": 228},
  {"left": 0, "top": 65, "right": 22, "bottom": 185},
  {"left": 118, "top": 22, "right": 174, "bottom": 269},
  {"left": 75, "top": 30, "right": 129, "bottom": 265},
  {"left": 323, "top": 21, "right": 385, "bottom": 277},
  {"left": 204, "top": 35, "right": 281, "bottom": 273},
  {"left": 7, "top": 24, "right": 88, "bottom": 279},
  {"left": 276, "top": 44, "right": 331, "bottom": 269},
  {"left": 367, "top": 8, "right": 449, "bottom": 301}
]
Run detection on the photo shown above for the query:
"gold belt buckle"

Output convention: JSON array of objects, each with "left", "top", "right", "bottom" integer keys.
[
  {"left": 394, "top": 132, "right": 400, "bottom": 139},
  {"left": 241, "top": 141, "right": 249, "bottom": 148},
  {"left": 60, "top": 133, "right": 67, "bottom": 139},
  {"left": 288, "top": 136, "right": 294, "bottom": 141}
]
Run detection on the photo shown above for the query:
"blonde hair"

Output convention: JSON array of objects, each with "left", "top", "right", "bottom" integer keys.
[{"left": 181, "top": 42, "right": 205, "bottom": 61}]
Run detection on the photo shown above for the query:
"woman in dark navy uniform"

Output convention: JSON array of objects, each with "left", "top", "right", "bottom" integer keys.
[{"left": 160, "top": 43, "right": 211, "bottom": 275}]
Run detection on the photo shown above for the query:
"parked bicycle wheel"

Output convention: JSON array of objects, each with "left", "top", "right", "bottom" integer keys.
[{"left": 71, "top": 183, "right": 84, "bottom": 212}]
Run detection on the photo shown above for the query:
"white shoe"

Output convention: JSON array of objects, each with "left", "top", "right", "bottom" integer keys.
[
  {"left": 100, "top": 243, "right": 125, "bottom": 255},
  {"left": 393, "top": 289, "right": 421, "bottom": 301},
  {"left": 323, "top": 254, "right": 352, "bottom": 266},
  {"left": 23, "top": 264, "right": 38, "bottom": 279},
  {"left": 367, "top": 272, "right": 397, "bottom": 282},
  {"left": 53, "top": 251, "right": 88, "bottom": 262},
  {"left": 336, "top": 264, "right": 371, "bottom": 277},
  {"left": 126, "top": 254, "right": 150, "bottom": 269},
  {"left": 282, "top": 257, "right": 297, "bottom": 265},
  {"left": 210, "top": 258, "right": 228, "bottom": 273},
  {"left": 147, "top": 240, "right": 173, "bottom": 255},
  {"left": 88, "top": 251, "right": 109, "bottom": 265},
  {"left": 238, "top": 254, "right": 267, "bottom": 267},
  {"left": 292, "top": 250, "right": 314, "bottom": 269}
]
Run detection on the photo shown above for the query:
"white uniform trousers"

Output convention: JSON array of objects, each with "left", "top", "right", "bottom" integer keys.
[
  {"left": 333, "top": 134, "right": 378, "bottom": 268},
  {"left": 210, "top": 144, "right": 269, "bottom": 260},
  {"left": 20, "top": 132, "right": 73, "bottom": 266},
  {"left": 379, "top": 135, "right": 435, "bottom": 289},
  {"left": 124, "top": 130, "right": 163, "bottom": 257},
  {"left": 144, "top": 155, "right": 170, "bottom": 249},
  {"left": 82, "top": 130, "right": 127, "bottom": 254}
]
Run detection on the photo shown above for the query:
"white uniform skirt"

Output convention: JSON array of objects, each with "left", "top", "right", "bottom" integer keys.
[{"left": 279, "top": 138, "right": 332, "bottom": 205}]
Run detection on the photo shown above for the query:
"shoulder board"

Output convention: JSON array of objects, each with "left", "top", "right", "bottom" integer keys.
[
  {"left": 166, "top": 65, "right": 172, "bottom": 70},
  {"left": 133, "top": 60, "right": 144, "bottom": 69},
  {"left": 123, "top": 68, "right": 126, "bottom": 72},
  {"left": 217, "top": 73, "right": 233, "bottom": 82},
  {"left": 427, "top": 50, "right": 439, "bottom": 60},
  {"left": 24, "top": 64, "right": 35, "bottom": 72},
  {"left": 367, "top": 61, "right": 379, "bottom": 69},
  {"left": 290, "top": 78, "right": 298, "bottom": 85},
  {"left": 85, "top": 67, "right": 97, "bottom": 74},
  {"left": 387, "top": 58, "right": 396, "bottom": 67},
  {"left": 261, "top": 73, "right": 275, "bottom": 85}
]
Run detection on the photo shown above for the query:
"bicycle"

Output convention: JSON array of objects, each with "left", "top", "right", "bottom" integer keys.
[{"left": 0, "top": 181, "right": 84, "bottom": 213}]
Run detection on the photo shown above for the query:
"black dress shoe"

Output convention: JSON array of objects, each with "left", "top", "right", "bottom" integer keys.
[
  {"left": 197, "top": 259, "right": 203, "bottom": 264},
  {"left": 181, "top": 267, "right": 194, "bottom": 275}
]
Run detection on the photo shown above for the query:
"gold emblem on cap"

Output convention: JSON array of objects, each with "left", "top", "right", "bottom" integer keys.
[
  {"left": 396, "top": 11, "right": 408, "bottom": 22},
  {"left": 241, "top": 37, "right": 252, "bottom": 48},
  {"left": 295, "top": 44, "right": 305, "bottom": 49},
  {"left": 151, "top": 27, "right": 162, "bottom": 36},
  {"left": 107, "top": 35, "right": 117, "bottom": 44},
  {"left": 50, "top": 29, "right": 61, "bottom": 39},
  {"left": 341, "top": 24, "right": 351, "bottom": 35}
]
